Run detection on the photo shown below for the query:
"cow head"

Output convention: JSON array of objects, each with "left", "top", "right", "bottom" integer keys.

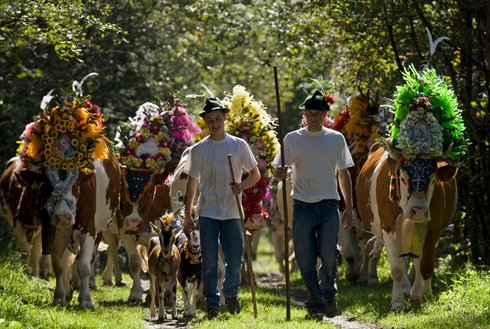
[
  {"left": 120, "top": 169, "right": 170, "bottom": 235},
  {"left": 387, "top": 149, "right": 457, "bottom": 257}
]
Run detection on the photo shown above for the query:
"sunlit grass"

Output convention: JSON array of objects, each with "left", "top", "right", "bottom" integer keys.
[{"left": 1, "top": 228, "right": 490, "bottom": 328}]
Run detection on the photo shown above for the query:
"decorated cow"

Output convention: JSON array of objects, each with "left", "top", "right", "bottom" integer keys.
[
  {"left": 113, "top": 100, "right": 200, "bottom": 303},
  {"left": 15, "top": 79, "right": 121, "bottom": 308},
  {"left": 355, "top": 65, "right": 468, "bottom": 309},
  {"left": 0, "top": 156, "right": 52, "bottom": 278}
]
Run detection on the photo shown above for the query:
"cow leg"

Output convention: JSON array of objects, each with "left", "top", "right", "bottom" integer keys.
[
  {"left": 13, "top": 225, "right": 31, "bottom": 273},
  {"left": 52, "top": 251, "right": 69, "bottom": 306},
  {"left": 40, "top": 254, "right": 53, "bottom": 279},
  {"left": 76, "top": 235, "right": 95, "bottom": 309},
  {"left": 383, "top": 232, "right": 411, "bottom": 310},
  {"left": 101, "top": 229, "right": 124, "bottom": 286},
  {"left": 339, "top": 226, "right": 361, "bottom": 282},
  {"left": 270, "top": 221, "right": 285, "bottom": 275},
  {"left": 29, "top": 229, "right": 42, "bottom": 277},
  {"left": 410, "top": 257, "right": 427, "bottom": 304},
  {"left": 121, "top": 235, "right": 144, "bottom": 303}
]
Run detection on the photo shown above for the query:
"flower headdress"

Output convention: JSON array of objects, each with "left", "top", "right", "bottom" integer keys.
[
  {"left": 17, "top": 77, "right": 108, "bottom": 174},
  {"left": 116, "top": 99, "right": 200, "bottom": 173},
  {"left": 388, "top": 65, "right": 468, "bottom": 162},
  {"left": 196, "top": 85, "right": 280, "bottom": 228},
  {"left": 159, "top": 212, "right": 181, "bottom": 232}
]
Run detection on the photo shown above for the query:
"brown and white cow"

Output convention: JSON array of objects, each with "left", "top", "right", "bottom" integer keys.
[
  {"left": 117, "top": 168, "right": 172, "bottom": 303},
  {"left": 0, "top": 157, "right": 52, "bottom": 278},
  {"left": 19, "top": 147, "right": 121, "bottom": 308},
  {"left": 356, "top": 145, "right": 457, "bottom": 309}
]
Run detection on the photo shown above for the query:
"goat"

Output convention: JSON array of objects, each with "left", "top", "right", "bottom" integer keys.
[
  {"left": 177, "top": 226, "right": 202, "bottom": 317},
  {"left": 148, "top": 215, "right": 180, "bottom": 320}
]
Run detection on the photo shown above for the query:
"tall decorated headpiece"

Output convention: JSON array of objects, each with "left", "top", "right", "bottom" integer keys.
[
  {"left": 17, "top": 73, "right": 109, "bottom": 174},
  {"left": 387, "top": 64, "right": 468, "bottom": 163},
  {"left": 115, "top": 98, "right": 201, "bottom": 173}
]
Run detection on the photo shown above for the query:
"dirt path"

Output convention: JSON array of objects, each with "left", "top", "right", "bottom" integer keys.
[{"left": 143, "top": 273, "right": 381, "bottom": 329}]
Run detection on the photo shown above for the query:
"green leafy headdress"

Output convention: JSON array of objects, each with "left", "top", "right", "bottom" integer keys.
[{"left": 388, "top": 65, "right": 468, "bottom": 163}]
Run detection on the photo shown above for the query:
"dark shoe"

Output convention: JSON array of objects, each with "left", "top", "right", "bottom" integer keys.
[
  {"left": 207, "top": 308, "right": 219, "bottom": 320},
  {"left": 325, "top": 298, "right": 340, "bottom": 318},
  {"left": 225, "top": 296, "right": 241, "bottom": 314},
  {"left": 305, "top": 311, "right": 324, "bottom": 321}
]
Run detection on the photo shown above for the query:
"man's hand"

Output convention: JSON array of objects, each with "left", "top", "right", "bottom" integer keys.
[
  {"left": 341, "top": 208, "right": 354, "bottom": 230},
  {"left": 184, "top": 216, "right": 195, "bottom": 233},
  {"left": 274, "top": 166, "right": 289, "bottom": 181},
  {"left": 230, "top": 182, "right": 242, "bottom": 195}
]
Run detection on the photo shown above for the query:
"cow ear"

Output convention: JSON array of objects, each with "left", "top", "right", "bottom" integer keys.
[{"left": 436, "top": 162, "right": 458, "bottom": 182}]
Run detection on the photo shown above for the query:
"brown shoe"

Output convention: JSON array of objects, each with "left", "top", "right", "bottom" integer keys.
[{"left": 325, "top": 298, "right": 340, "bottom": 318}]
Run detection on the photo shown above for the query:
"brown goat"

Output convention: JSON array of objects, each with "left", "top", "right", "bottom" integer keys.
[{"left": 148, "top": 222, "right": 180, "bottom": 320}]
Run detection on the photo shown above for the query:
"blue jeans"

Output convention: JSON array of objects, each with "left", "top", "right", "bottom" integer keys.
[
  {"left": 292, "top": 199, "right": 339, "bottom": 313},
  {"left": 199, "top": 217, "right": 243, "bottom": 311}
]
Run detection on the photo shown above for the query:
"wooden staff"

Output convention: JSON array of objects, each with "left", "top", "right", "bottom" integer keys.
[
  {"left": 227, "top": 154, "right": 258, "bottom": 318},
  {"left": 274, "top": 65, "right": 291, "bottom": 321}
]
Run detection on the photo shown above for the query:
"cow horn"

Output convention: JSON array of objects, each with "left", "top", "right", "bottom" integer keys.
[
  {"left": 441, "top": 142, "right": 454, "bottom": 159},
  {"left": 384, "top": 140, "right": 402, "bottom": 161}
]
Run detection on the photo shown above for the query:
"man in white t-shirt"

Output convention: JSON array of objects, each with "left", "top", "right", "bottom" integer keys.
[
  {"left": 184, "top": 98, "right": 260, "bottom": 320},
  {"left": 273, "top": 89, "right": 354, "bottom": 320}
]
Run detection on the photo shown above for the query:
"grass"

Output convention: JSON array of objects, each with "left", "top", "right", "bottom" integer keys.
[{"left": 1, "top": 227, "right": 490, "bottom": 328}]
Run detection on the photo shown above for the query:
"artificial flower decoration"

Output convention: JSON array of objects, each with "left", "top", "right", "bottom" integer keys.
[
  {"left": 343, "top": 94, "right": 380, "bottom": 158},
  {"left": 17, "top": 94, "right": 109, "bottom": 173},
  {"left": 159, "top": 212, "right": 181, "bottom": 232},
  {"left": 388, "top": 65, "right": 469, "bottom": 162},
  {"left": 116, "top": 101, "right": 200, "bottom": 173},
  {"left": 324, "top": 94, "right": 336, "bottom": 104},
  {"left": 196, "top": 85, "right": 280, "bottom": 230}
]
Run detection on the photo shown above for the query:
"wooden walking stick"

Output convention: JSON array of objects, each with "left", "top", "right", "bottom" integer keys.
[
  {"left": 227, "top": 154, "right": 258, "bottom": 318},
  {"left": 274, "top": 65, "right": 291, "bottom": 321}
]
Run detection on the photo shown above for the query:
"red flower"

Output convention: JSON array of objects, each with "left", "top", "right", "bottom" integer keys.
[{"left": 324, "top": 94, "right": 335, "bottom": 104}]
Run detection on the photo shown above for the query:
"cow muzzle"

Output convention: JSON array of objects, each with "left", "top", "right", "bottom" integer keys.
[{"left": 124, "top": 217, "right": 142, "bottom": 234}]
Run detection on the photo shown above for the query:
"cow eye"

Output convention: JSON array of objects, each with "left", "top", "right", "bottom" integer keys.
[{"left": 400, "top": 177, "right": 407, "bottom": 185}]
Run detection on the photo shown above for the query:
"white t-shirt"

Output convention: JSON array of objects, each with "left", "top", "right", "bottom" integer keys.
[
  {"left": 273, "top": 127, "right": 354, "bottom": 203},
  {"left": 187, "top": 134, "right": 258, "bottom": 220}
]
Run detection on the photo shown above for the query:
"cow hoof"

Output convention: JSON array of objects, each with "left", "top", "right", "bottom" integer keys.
[
  {"left": 128, "top": 296, "right": 142, "bottom": 304},
  {"left": 79, "top": 301, "right": 94, "bottom": 309},
  {"left": 115, "top": 280, "right": 126, "bottom": 287},
  {"left": 102, "top": 280, "right": 113, "bottom": 286},
  {"left": 391, "top": 302, "right": 404, "bottom": 310}
]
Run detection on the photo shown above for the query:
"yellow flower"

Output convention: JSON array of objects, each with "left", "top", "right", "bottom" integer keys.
[
  {"left": 26, "top": 135, "right": 42, "bottom": 160},
  {"left": 133, "top": 158, "right": 143, "bottom": 168},
  {"left": 86, "top": 124, "right": 101, "bottom": 139},
  {"left": 160, "top": 147, "right": 171, "bottom": 157},
  {"left": 140, "top": 127, "right": 150, "bottom": 138},
  {"left": 93, "top": 139, "right": 109, "bottom": 160},
  {"left": 75, "top": 107, "right": 89, "bottom": 125},
  {"left": 71, "top": 139, "right": 79, "bottom": 147},
  {"left": 145, "top": 158, "right": 156, "bottom": 168}
]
